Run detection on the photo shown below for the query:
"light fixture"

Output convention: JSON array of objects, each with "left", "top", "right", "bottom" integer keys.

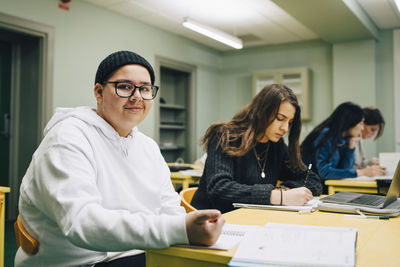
[
  {"left": 395, "top": 0, "right": 400, "bottom": 13},
  {"left": 183, "top": 17, "right": 243, "bottom": 49}
]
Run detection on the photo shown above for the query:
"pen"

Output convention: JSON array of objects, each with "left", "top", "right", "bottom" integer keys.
[
  {"left": 344, "top": 214, "right": 390, "bottom": 220},
  {"left": 303, "top": 164, "right": 312, "bottom": 186}
]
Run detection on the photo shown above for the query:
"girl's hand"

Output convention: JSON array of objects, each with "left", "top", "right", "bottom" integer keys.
[
  {"left": 270, "top": 187, "right": 313, "bottom": 206},
  {"left": 348, "top": 136, "right": 361, "bottom": 149},
  {"left": 282, "top": 187, "right": 313, "bottom": 206}
]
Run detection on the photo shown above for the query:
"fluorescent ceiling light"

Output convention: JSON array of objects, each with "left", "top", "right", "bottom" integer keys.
[
  {"left": 183, "top": 17, "right": 243, "bottom": 49},
  {"left": 395, "top": 0, "right": 400, "bottom": 13}
]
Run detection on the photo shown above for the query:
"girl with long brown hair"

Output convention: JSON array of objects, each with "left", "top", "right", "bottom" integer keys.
[{"left": 191, "top": 84, "right": 322, "bottom": 213}]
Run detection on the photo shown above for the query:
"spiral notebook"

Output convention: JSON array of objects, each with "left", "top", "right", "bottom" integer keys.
[{"left": 173, "top": 223, "right": 260, "bottom": 250}]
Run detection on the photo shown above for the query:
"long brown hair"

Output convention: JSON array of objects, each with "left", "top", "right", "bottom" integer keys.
[{"left": 201, "top": 83, "right": 304, "bottom": 169}]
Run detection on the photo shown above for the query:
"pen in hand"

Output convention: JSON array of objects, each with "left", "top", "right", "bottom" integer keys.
[{"left": 303, "top": 164, "right": 312, "bottom": 187}]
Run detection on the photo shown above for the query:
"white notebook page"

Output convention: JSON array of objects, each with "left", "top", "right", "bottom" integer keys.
[{"left": 229, "top": 223, "right": 357, "bottom": 267}]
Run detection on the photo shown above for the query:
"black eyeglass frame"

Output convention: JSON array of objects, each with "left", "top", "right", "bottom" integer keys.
[{"left": 103, "top": 81, "right": 159, "bottom": 100}]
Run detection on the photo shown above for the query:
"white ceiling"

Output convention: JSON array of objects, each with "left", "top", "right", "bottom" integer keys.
[{"left": 83, "top": 0, "right": 400, "bottom": 51}]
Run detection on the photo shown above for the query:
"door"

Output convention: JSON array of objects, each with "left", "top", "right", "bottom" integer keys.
[{"left": 0, "top": 41, "right": 11, "bottom": 189}]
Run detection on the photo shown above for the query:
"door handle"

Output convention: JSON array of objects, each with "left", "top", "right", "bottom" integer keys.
[{"left": 1, "top": 113, "right": 10, "bottom": 138}]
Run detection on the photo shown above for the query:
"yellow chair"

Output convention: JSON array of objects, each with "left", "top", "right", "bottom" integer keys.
[
  {"left": 179, "top": 187, "right": 198, "bottom": 213},
  {"left": 14, "top": 215, "right": 39, "bottom": 254},
  {"left": 0, "top": 187, "right": 10, "bottom": 267}
]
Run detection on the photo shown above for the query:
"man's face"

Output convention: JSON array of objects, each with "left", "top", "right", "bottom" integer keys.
[{"left": 95, "top": 64, "right": 153, "bottom": 137}]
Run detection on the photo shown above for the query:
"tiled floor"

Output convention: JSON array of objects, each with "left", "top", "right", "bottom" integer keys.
[{"left": 5, "top": 220, "right": 17, "bottom": 267}]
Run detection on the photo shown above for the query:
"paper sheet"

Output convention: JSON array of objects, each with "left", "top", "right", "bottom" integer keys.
[
  {"left": 379, "top": 152, "right": 400, "bottom": 176},
  {"left": 229, "top": 223, "right": 357, "bottom": 267},
  {"left": 233, "top": 197, "right": 320, "bottom": 213},
  {"left": 178, "top": 169, "right": 203, "bottom": 177}
]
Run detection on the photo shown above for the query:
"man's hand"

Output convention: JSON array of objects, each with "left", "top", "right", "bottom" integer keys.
[{"left": 185, "top": 209, "right": 225, "bottom": 246}]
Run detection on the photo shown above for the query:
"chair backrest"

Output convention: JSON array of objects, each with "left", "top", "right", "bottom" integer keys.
[
  {"left": 14, "top": 215, "right": 39, "bottom": 254},
  {"left": 179, "top": 187, "right": 198, "bottom": 213}
]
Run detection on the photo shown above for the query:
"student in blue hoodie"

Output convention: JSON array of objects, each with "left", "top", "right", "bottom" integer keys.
[{"left": 301, "top": 102, "right": 385, "bottom": 181}]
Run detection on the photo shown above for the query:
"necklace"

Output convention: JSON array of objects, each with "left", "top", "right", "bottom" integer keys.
[{"left": 253, "top": 142, "right": 270, "bottom": 179}]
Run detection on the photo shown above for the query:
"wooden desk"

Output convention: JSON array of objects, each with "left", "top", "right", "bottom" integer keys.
[
  {"left": 168, "top": 163, "right": 201, "bottom": 191},
  {"left": 325, "top": 179, "right": 378, "bottom": 195},
  {"left": 0, "top": 187, "right": 10, "bottom": 267},
  {"left": 170, "top": 172, "right": 200, "bottom": 191},
  {"left": 146, "top": 208, "right": 400, "bottom": 267}
]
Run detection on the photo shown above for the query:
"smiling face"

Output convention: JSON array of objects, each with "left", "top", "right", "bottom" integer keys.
[
  {"left": 94, "top": 64, "right": 153, "bottom": 137},
  {"left": 362, "top": 124, "right": 380, "bottom": 139},
  {"left": 259, "top": 101, "right": 296, "bottom": 143}
]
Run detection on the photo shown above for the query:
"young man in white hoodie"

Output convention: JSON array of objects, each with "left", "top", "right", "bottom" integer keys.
[{"left": 15, "top": 51, "right": 224, "bottom": 267}]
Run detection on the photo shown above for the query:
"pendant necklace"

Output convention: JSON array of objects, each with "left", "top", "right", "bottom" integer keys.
[{"left": 253, "top": 142, "right": 270, "bottom": 179}]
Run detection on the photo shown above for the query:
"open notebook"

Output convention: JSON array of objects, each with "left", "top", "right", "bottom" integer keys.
[{"left": 229, "top": 223, "right": 357, "bottom": 267}]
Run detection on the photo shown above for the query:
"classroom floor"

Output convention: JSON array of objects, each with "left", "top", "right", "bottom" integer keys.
[{"left": 5, "top": 220, "right": 17, "bottom": 267}]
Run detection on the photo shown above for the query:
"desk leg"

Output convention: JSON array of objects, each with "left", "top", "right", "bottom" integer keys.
[
  {"left": 328, "top": 186, "right": 335, "bottom": 195},
  {"left": 182, "top": 181, "right": 189, "bottom": 190},
  {"left": 0, "top": 195, "right": 5, "bottom": 267}
]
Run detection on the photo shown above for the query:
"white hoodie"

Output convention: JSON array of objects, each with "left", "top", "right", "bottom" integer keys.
[{"left": 15, "top": 107, "right": 188, "bottom": 267}]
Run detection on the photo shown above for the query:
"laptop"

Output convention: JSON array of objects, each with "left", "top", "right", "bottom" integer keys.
[{"left": 319, "top": 160, "right": 400, "bottom": 214}]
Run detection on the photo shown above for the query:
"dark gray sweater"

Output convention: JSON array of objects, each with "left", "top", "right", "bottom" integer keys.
[{"left": 191, "top": 137, "right": 322, "bottom": 213}]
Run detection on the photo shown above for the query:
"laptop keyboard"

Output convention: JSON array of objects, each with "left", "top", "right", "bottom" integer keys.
[{"left": 348, "top": 194, "right": 385, "bottom": 207}]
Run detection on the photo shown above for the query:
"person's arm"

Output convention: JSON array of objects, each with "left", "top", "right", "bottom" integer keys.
[
  {"left": 315, "top": 138, "right": 357, "bottom": 180},
  {"left": 354, "top": 140, "right": 369, "bottom": 169},
  {"left": 185, "top": 210, "right": 225, "bottom": 246},
  {"left": 30, "top": 126, "right": 190, "bottom": 252},
  {"left": 278, "top": 144, "right": 322, "bottom": 196},
  {"left": 203, "top": 137, "right": 276, "bottom": 206},
  {"left": 337, "top": 139, "right": 357, "bottom": 169},
  {"left": 273, "top": 144, "right": 321, "bottom": 205}
]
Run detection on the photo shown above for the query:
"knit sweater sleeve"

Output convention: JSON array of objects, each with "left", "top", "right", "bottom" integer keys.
[
  {"left": 278, "top": 143, "right": 322, "bottom": 196},
  {"left": 203, "top": 137, "right": 275, "bottom": 206}
]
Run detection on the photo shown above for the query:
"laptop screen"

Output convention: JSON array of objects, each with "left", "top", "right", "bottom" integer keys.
[{"left": 383, "top": 160, "right": 400, "bottom": 207}]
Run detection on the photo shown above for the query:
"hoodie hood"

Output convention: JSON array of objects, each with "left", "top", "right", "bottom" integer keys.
[{"left": 44, "top": 107, "right": 137, "bottom": 156}]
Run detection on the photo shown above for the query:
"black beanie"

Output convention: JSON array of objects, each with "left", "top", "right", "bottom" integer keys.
[{"left": 94, "top": 51, "right": 155, "bottom": 85}]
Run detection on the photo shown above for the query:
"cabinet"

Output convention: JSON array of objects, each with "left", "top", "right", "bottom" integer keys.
[
  {"left": 156, "top": 61, "right": 196, "bottom": 163},
  {"left": 252, "top": 67, "right": 310, "bottom": 120}
]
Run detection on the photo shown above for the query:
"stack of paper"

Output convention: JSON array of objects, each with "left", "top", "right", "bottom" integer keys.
[
  {"left": 179, "top": 169, "right": 203, "bottom": 177},
  {"left": 229, "top": 223, "right": 357, "bottom": 267},
  {"left": 379, "top": 152, "right": 400, "bottom": 177},
  {"left": 233, "top": 197, "right": 320, "bottom": 213}
]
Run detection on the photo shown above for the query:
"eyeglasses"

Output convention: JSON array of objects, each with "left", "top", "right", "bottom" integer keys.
[{"left": 103, "top": 81, "right": 159, "bottom": 100}]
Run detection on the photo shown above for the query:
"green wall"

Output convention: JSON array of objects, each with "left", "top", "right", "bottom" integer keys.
[
  {"left": 333, "top": 40, "right": 376, "bottom": 158},
  {"left": 333, "top": 40, "right": 376, "bottom": 107},
  {"left": 0, "top": 0, "right": 396, "bottom": 159},
  {"left": 0, "top": 0, "right": 222, "bottom": 151},
  {"left": 218, "top": 40, "right": 333, "bottom": 142},
  {"left": 218, "top": 34, "right": 395, "bottom": 159},
  {"left": 376, "top": 30, "right": 395, "bottom": 155}
]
